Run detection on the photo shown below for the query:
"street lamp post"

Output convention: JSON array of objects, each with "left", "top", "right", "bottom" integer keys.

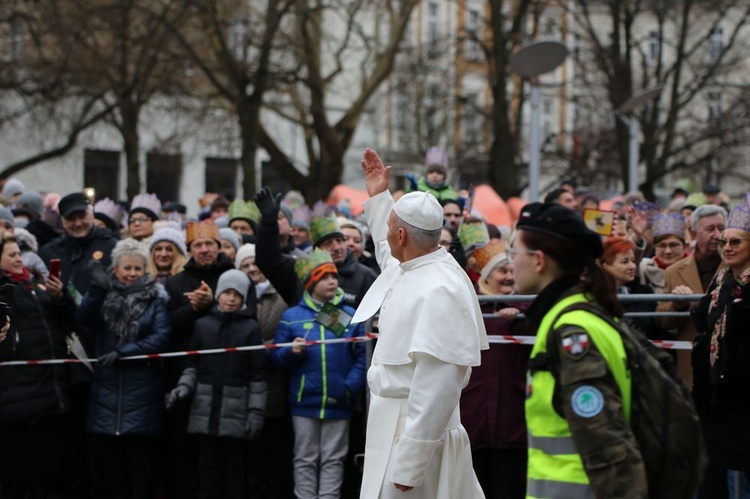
[
  {"left": 618, "top": 85, "right": 663, "bottom": 193},
  {"left": 510, "top": 41, "right": 568, "bottom": 202}
]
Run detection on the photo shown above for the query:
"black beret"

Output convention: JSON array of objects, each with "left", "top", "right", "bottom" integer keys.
[
  {"left": 129, "top": 206, "right": 159, "bottom": 221},
  {"left": 516, "top": 202, "right": 603, "bottom": 259},
  {"left": 163, "top": 202, "right": 187, "bottom": 214},
  {"left": 702, "top": 183, "right": 721, "bottom": 195}
]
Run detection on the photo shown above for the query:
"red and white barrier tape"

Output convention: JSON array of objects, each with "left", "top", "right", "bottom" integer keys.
[{"left": 0, "top": 332, "right": 693, "bottom": 367}]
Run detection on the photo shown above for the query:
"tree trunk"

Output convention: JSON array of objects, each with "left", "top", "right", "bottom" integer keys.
[
  {"left": 239, "top": 95, "right": 262, "bottom": 198},
  {"left": 121, "top": 103, "right": 141, "bottom": 200}
]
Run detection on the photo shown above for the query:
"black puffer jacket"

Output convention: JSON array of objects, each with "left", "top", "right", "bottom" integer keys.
[
  {"left": 337, "top": 250, "right": 377, "bottom": 309},
  {"left": 177, "top": 306, "right": 267, "bottom": 439},
  {"left": 0, "top": 273, "right": 74, "bottom": 426}
]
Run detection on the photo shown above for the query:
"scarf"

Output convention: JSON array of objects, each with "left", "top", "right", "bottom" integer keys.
[
  {"left": 707, "top": 265, "right": 750, "bottom": 379},
  {"left": 652, "top": 252, "right": 689, "bottom": 270},
  {"left": 3, "top": 267, "right": 32, "bottom": 289},
  {"left": 101, "top": 276, "right": 158, "bottom": 347}
]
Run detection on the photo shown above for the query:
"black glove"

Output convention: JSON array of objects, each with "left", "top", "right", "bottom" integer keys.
[
  {"left": 89, "top": 260, "right": 111, "bottom": 290},
  {"left": 166, "top": 384, "right": 191, "bottom": 409},
  {"left": 449, "top": 234, "right": 467, "bottom": 269},
  {"left": 97, "top": 351, "right": 120, "bottom": 367},
  {"left": 254, "top": 187, "right": 282, "bottom": 224}
]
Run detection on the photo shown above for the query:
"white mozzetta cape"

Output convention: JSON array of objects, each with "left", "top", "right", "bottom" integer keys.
[{"left": 356, "top": 191, "right": 488, "bottom": 499}]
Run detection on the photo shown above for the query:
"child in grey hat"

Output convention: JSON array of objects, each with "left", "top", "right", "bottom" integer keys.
[{"left": 167, "top": 268, "right": 266, "bottom": 498}]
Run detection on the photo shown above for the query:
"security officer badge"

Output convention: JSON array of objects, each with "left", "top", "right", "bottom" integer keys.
[{"left": 561, "top": 328, "right": 590, "bottom": 360}]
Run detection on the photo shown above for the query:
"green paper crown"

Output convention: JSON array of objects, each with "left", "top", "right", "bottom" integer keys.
[
  {"left": 310, "top": 216, "right": 343, "bottom": 246},
  {"left": 684, "top": 192, "right": 707, "bottom": 208},
  {"left": 228, "top": 199, "right": 260, "bottom": 224},
  {"left": 294, "top": 248, "right": 335, "bottom": 282},
  {"left": 459, "top": 221, "right": 490, "bottom": 250}
]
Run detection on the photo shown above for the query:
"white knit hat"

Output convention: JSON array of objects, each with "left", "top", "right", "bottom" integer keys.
[
  {"left": 150, "top": 225, "right": 187, "bottom": 256},
  {"left": 235, "top": 243, "right": 256, "bottom": 268}
]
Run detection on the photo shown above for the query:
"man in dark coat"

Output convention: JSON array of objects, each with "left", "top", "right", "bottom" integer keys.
[
  {"left": 162, "top": 219, "right": 241, "bottom": 499},
  {"left": 39, "top": 192, "right": 118, "bottom": 301}
]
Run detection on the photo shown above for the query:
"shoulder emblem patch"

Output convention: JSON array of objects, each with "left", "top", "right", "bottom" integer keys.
[
  {"left": 571, "top": 385, "right": 604, "bottom": 418},
  {"left": 92, "top": 251, "right": 104, "bottom": 260},
  {"left": 561, "top": 330, "right": 590, "bottom": 359}
]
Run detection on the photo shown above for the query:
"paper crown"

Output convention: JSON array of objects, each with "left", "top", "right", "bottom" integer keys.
[
  {"left": 459, "top": 221, "right": 490, "bottom": 251},
  {"left": 634, "top": 201, "right": 661, "bottom": 225},
  {"left": 185, "top": 220, "right": 220, "bottom": 246},
  {"left": 294, "top": 248, "right": 336, "bottom": 283},
  {"left": 425, "top": 146, "right": 448, "bottom": 168},
  {"left": 130, "top": 193, "right": 162, "bottom": 220},
  {"left": 727, "top": 203, "right": 750, "bottom": 232},
  {"left": 292, "top": 206, "right": 313, "bottom": 229},
  {"left": 310, "top": 216, "right": 343, "bottom": 246},
  {"left": 281, "top": 191, "right": 306, "bottom": 211},
  {"left": 474, "top": 240, "right": 509, "bottom": 271},
  {"left": 684, "top": 192, "right": 707, "bottom": 208},
  {"left": 651, "top": 213, "right": 687, "bottom": 240},
  {"left": 227, "top": 198, "right": 260, "bottom": 224},
  {"left": 94, "top": 198, "right": 125, "bottom": 228}
]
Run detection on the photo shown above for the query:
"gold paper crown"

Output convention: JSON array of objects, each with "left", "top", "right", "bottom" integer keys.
[
  {"left": 186, "top": 220, "right": 220, "bottom": 246},
  {"left": 651, "top": 213, "right": 687, "bottom": 239},
  {"left": 310, "top": 216, "right": 343, "bottom": 246},
  {"left": 474, "top": 240, "right": 509, "bottom": 272},
  {"left": 228, "top": 199, "right": 260, "bottom": 224},
  {"left": 728, "top": 203, "right": 750, "bottom": 232},
  {"left": 459, "top": 221, "right": 490, "bottom": 250},
  {"left": 294, "top": 248, "right": 335, "bottom": 283}
]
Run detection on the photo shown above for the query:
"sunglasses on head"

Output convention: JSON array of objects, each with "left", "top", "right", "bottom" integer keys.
[{"left": 718, "top": 237, "right": 747, "bottom": 249}]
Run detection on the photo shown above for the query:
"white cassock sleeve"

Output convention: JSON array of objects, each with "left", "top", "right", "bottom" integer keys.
[{"left": 387, "top": 352, "right": 468, "bottom": 487}]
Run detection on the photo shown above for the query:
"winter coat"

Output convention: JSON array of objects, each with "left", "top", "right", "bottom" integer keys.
[
  {"left": 460, "top": 298, "right": 532, "bottom": 451},
  {"left": 177, "top": 306, "right": 267, "bottom": 440},
  {"left": 0, "top": 272, "right": 74, "bottom": 427},
  {"left": 256, "top": 283, "right": 290, "bottom": 418},
  {"left": 39, "top": 227, "right": 118, "bottom": 299},
  {"left": 76, "top": 280, "right": 172, "bottom": 436},
  {"left": 336, "top": 250, "right": 377, "bottom": 309},
  {"left": 270, "top": 289, "right": 366, "bottom": 420},
  {"left": 405, "top": 177, "right": 458, "bottom": 201},
  {"left": 620, "top": 280, "right": 669, "bottom": 340}
]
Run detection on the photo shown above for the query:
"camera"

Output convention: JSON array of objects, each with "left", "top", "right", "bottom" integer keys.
[{"left": 0, "top": 283, "right": 14, "bottom": 328}]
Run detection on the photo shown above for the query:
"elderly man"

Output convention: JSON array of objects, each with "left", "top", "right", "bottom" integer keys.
[
  {"left": 657, "top": 204, "right": 727, "bottom": 388},
  {"left": 39, "top": 192, "right": 118, "bottom": 299},
  {"left": 355, "top": 148, "right": 487, "bottom": 499}
]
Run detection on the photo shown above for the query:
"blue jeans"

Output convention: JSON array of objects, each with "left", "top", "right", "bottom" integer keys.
[{"left": 728, "top": 471, "right": 750, "bottom": 499}]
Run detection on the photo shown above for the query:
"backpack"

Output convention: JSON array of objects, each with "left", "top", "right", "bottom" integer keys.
[{"left": 549, "top": 301, "right": 708, "bottom": 499}]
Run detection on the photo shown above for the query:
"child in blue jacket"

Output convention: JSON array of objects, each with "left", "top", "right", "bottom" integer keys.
[{"left": 270, "top": 248, "right": 366, "bottom": 499}]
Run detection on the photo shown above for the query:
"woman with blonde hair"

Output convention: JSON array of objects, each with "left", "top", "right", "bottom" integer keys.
[{"left": 148, "top": 225, "right": 188, "bottom": 283}]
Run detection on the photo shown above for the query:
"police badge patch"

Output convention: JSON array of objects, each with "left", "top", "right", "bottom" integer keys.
[{"left": 561, "top": 330, "right": 590, "bottom": 359}]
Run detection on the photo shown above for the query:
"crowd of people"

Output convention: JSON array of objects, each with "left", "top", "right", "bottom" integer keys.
[{"left": 0, "top": 147, "right": 746, "bottom": 499}]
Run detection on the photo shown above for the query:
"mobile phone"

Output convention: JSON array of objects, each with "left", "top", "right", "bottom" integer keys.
[
  {"left": 0, "top": 302, "right": 9, "bottom": 328},
  {"left": 49, "top": 259, "right": 61, "bottom": 280}
]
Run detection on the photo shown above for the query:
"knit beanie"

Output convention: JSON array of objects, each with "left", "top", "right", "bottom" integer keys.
[
  {"left": 219, "top": 228, "right": 241, "bottom": 251},
  {"left": 150, "top": 225, "right": 187, "bottom": 256},
  {"left": 0, "top": 206, "right": 15, "bottom": 228},
  {"left": 235, "top": 243, "right": 256, "bottom": 268},
  {"left": 2, "top": 179, "right": 25, "bottom": 200},
  {"left": 215, "top": 269, "right": 250, "bottom": 303},
  {"left": 14, "top": 191, "right": 43, "bottom": 219}
]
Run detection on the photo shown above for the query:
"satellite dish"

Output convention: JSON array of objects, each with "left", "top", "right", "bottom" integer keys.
[
  {"left": 509, "top": 41, "right": 569, "bottom": 78},
  {"left": 619, "top": 85, "right": 664, "bottom": 114}
]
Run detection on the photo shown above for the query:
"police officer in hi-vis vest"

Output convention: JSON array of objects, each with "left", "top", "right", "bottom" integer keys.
[{"left": 510, "top": 203, "right": 647, "bottom": 499}]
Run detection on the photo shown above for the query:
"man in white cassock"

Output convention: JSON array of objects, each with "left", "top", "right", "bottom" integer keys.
[{"left": 354, "top": 148, "right": 488, "bottom": 499}]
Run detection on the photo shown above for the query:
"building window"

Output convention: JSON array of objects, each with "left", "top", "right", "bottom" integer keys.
[
  {"left": 427, "top": 2, "right": 439, "bottom": 51},
  {"left": 9, "top": 17, "right": 23, "bottom": 61},
  {"left": 708, "top": 27, "right": 724, "bottom": 64},
  {"left": 147, "top": 153, "right": 183, "bottom": 203},
  {"left": 647, "top": 30, "right": 660, "bottom": 66},
  {"left": 205, "top": 157, "right": 238, "bottom": 198},
  {"left": 464, "top": 9, "right": 482, "bottom": 61},
  {"left": 707, "top": 92, "right": 722, "bottom": 121},
  {"left": 84, "top": 149, "right": 120, "bottom": 201}
]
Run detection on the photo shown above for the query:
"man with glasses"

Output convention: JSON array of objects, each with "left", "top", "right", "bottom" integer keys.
[{"left": 657, "top": 204, "right": 727, "bottom": 388}]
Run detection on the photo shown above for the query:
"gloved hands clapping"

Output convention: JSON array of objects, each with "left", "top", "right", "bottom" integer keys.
[
  {"left": 97, "top": 351, "right": 120, "bottom": 368},
  {"left": 166, "top": 384, "right": 191, "bottom": 409},
  {"left": 254, "top": 187, "right": 282, "bottom": 224},
  {"left": 89, "top": 260, "right": 111, "bottom": 290}
]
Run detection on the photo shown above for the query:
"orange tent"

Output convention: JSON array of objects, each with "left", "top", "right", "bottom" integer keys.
[
  {"left": 472, "top": 185, "right": 513, "bottom": 227},
  {"left": 327, "top": 184, "right": 369, "bottom": 216}
]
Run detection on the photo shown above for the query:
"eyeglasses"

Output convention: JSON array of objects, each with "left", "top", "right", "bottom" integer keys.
[
  {"left": 507, "top": 248, "right": 537, "bottom": 261},
  {"left": 444, "top": 213, "right": 462, "bottom": 218},
  {"left": 655, "top": 242, "right": 684, "bottom": 251},
  {"left": 128, "top": 217, "right": 150, "bottom": 225},
  {"left": 718, "top": 237, "right": 748, "bottom": 250}
]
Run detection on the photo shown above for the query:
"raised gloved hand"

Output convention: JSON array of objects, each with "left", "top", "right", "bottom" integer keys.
[
  {"left": 254, "top": 187, "right": 282, "bottom": 224},
  {"left": 405, "top": 174, "right": 418, "bottom": 191},
  {"left": 97, "top": 351, "right": 120, "bottom": 368},
  {"left": 89, "top": 260, "right": 111, "bottom": 290},
  {"left": 166, "top": 384, "right": 192, "bottom": 409}
]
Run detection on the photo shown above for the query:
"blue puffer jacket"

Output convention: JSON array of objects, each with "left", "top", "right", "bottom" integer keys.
[
  {"left": 270, "top": 289, "right": 366, "bottom": 420},
  {"left": 76, "top": 279, "right": 172, "bottom": 436}
]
